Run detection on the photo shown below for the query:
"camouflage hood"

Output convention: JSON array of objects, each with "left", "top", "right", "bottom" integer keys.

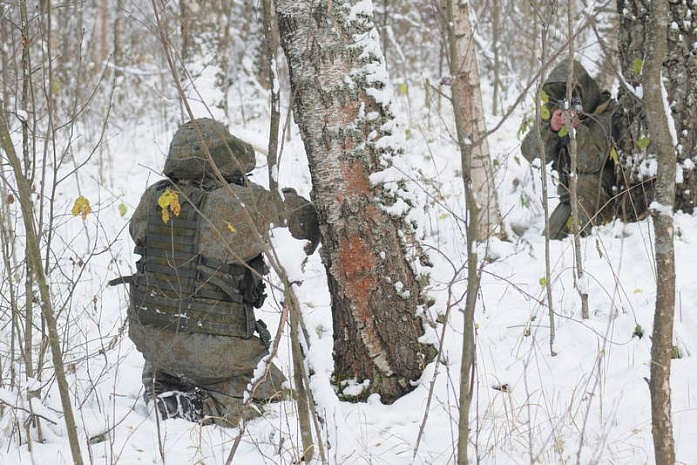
[
  {"left": 543, "top": 60, "right": 601, "bottom": 113},
  {"left": 164, "top": 118, "right": 256, "bottom": 182}
]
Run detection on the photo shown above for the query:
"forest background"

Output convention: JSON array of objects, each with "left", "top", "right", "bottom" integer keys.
[{"left": 1, "top": 0, "right": 696, "bottom": 464}]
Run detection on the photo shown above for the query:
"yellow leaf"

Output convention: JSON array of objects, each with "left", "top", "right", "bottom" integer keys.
[
  {"left": 633, "top": 289, "right": 643, "bottom": 294},
  {"left": 540, "top": 90, "right": 549, "bottom": 103},
  {"left": 399, "top": 83, "right": 408, "bottom": 95},
  {"left": 609, "top": 147, "right": 619, "bottom": 165},
  {"left": 225, "top": 221, "right": 237, "bottom": 233},
  {"left": 539, "top": 277, "right": 547, "bottom": 287},
  {"left": 541, "top": 105, "right": 551, "bottom": 121},
  {"left": 157, "top": 188, "right": 181, "bottom": 224},
  {"left": 558, "top": 125, "right": 569, "bottom": 138},
  {"left": 118, "top": 203, "right": 128, "bottom": 217},
  {"left": 71, "top": 196, "right": 92, "bottom": 220}
]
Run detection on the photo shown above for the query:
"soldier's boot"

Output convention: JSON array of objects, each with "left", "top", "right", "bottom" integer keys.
[
  {"left": 156, "top": 389, "right": 204, "bottom": 422},
  {"left": 141, "top": 362, "right": 187, "bottom": 401},
  {"left": 548, "top": 202, "right": 572, "bottom": 240},
  {"left": 199, "top": 392, "right": 270, "bottom": 427}
]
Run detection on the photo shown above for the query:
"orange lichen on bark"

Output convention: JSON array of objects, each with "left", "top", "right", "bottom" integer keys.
[
  {"left": 336, "top": 233, "right": 392, "bottom": 374},
  {"left": 341, "top": 161, "right": 372, "bottom": 199},
  {"left": 337, "top": 233, "right": 376, "bottom": 293}
]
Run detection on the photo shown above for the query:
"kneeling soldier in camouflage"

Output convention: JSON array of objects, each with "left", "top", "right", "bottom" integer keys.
[
  {"left": 117, "top": 118, "right": 319, "bottom": 425},
  {"left": 521, "top": 60, "right": 624, "bottom": 239}
]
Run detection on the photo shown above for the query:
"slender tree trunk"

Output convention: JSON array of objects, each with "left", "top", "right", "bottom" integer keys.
[
  {"left": 644, "top": 2, "right": 677, "bottom": 464},
  {"left": 445, "top": 1, "right": 480, "bottom": 463},
  {"left": 565, "top": 0, "right": 590, "bottom": 320},
  {"left": 19, "top": 0, "right": 35, "bottom": 385},
  {"left": 262, "top": 0, "right": 283, "bottom": 209},
  {"left": 534, "top": 1, "right": 556, "bottom": 356},
  {"left": 289, "top": 297, "right": 314, "bottom": 462},
  {"left": 113, "top": 0, "right": 123, "bottom": 78},
  {"left": 276, "top": 0, "right": 434, "bottom": 403},
  {"left": 0, "top": 113, "right": 84, "bottom": 465},
  {"left": 100, "top": 0, "right": 109, "bottom": 63},
  {"left": 448, "top": 0, "right": 504, "bottom": 241},
  {"left": 491, "top": 0, "right": 501, "bottom": 115}
]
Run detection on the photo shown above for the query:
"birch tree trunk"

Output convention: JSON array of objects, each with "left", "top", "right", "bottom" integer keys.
[
  {"left": 276, "top": 0, "right": 434, "bottom": 403},
  {"left": 445, "top": 2, "right": 478, "bottom": 462},
  {"left": 643, "top": 2, "right": 677, "bottom": 463},
  {"left": 448, "top": 0, "right": 504, "bottom": 241}
]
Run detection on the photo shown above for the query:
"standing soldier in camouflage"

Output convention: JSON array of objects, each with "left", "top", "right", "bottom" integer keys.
[
  {"left": 521, "top": 60, "right": 625, "bottom": 239},
  {"left": 119, "top": 118, "right": 318, "bottom": 425}
]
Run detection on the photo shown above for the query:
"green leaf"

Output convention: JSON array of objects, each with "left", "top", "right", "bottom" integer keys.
[
  {"left": 399, "top": 83, "right": 408, "bottom": 95},
  {"left": 118, "top": 203, "right": 128, "bottom": 217},
  {"left": 557, "top": 125, "right": 569, "bottom": 138},
  {"left": 493, "top": 159, "right": 500, "bottom": 168},
  {"left": 632, "top": 324, "right": 643, "bottom": 339},
  {"left": 566, "top": 215, "right": 573, "bottom": 231},
  {"left": 539, "top": 277, "right": 547, "bottom": 287},
  {"left": 540, "top": 89, "right": 549, "bottom": 103},
  {"left": 632, "top": 58, "right": 643, "bottom": 75},
  {"left": 609, "top": 147, "right": 619, "bottom": 164},
  {"left": 541, "top": 105, "right": 551, "bottom": 121},
  {"left": 637, "top": 135, "right": 650, "bottom": 149}
]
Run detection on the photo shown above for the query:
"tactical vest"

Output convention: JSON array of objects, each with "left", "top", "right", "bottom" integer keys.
[{"left": 128, "top": 180, "right": 267, "bottom": 338}]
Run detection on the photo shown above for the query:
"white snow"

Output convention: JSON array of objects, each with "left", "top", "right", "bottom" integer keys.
[
  {"left": 2, "top": 10, "right": 697, "bottom": 465},
  {"left": 661, "top": 72, "right": 679, "bottom": 147},
  {"left": 650, "top": 200, "right": 674, "bottom": 217}
]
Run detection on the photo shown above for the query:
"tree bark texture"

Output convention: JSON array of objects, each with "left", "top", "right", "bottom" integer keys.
[
  {"left": 565, "top": 1, "right": 590, "bottom": 321},
  {"left": 448, "top": 0, "right": 504, "bottom": 241},
  {"left": 262, "top": 0, "right": 283, "bottom": 209},
  {"left": 445, "top": 2, "right": 480, "bottom": 463},
  {"left": 618, "top": 0, "right": 697, "bottom": 213},
  {"left": 644, "top": 1, "right": 677, "bottom": 464},
  {"left": 276, "top": 0, "right": 434, "bottom": 403}
]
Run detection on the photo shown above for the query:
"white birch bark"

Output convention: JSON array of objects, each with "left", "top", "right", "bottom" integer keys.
[
  {"left": 276, "top": 0, "right": 434, "bottom": 402},
  {"left": 451, "top": 1, "right": 504, "bottom": 241}
]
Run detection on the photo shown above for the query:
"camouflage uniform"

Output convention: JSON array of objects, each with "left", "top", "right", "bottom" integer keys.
[
  {"left": 281, "top": 187, "right": 320, "bottom": 255},
  {"left": 123, "top": 118, "right": 312, "bottom": 425},
  {"left": 521, "top": 60, "right": 623, "bottom": 239}
]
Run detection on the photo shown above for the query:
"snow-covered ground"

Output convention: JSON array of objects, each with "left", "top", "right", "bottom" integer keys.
[{"left": 1, "top": 54, "right": 696, "bottom": 465}]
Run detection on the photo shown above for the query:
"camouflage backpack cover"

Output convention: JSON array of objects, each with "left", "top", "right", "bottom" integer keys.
[{"left": 126, "top": 119, "right": 277, "bottom": 339}]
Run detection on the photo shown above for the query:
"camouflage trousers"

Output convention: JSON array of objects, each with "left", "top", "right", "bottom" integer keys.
[
  {"left": 129, "top": 319, "right": 286, "bottom": 426},
  {"left": 550, "top": 168, "right": 614, "bottom": 240}
]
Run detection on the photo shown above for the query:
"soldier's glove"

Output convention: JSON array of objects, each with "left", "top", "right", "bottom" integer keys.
[
  {"left": 255, "top": 319, "right": 272, "bottom": 349},
  {"left": 281, "top": 188, "right": 321, "bottom": 255}
]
